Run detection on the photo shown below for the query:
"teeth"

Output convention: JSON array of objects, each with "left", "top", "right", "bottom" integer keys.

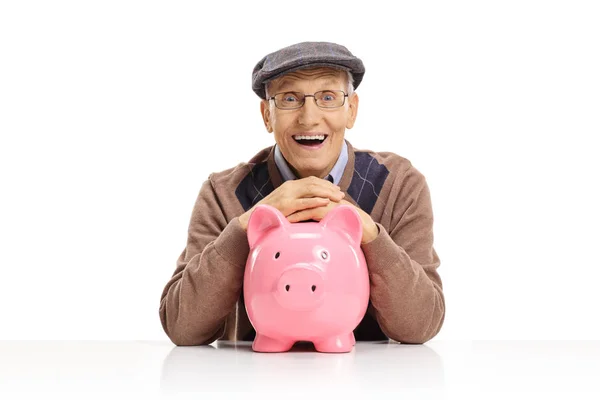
[{"left": 293, "top": 134, "right": 326, "bottom": 141}]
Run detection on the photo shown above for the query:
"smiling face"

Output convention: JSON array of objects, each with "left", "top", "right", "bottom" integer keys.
[{"left": 260, "top": 67, "right": 359, "bottom": 179}]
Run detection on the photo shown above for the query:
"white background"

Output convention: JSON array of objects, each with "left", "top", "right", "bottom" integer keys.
[{"left": 1, "top": 0, "right": 598, "bottom": 341}]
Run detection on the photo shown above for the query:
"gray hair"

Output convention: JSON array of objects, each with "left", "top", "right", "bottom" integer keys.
[{"left": 265, "top": 70, "right": 354, "bottom": 99}]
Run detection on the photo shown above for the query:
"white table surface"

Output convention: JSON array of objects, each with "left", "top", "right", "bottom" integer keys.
[{"left": 1, "top": 340, "right": 599, "bottom": 399}]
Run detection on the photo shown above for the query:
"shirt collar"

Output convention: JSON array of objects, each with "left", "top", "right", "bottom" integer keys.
[{"left": 274, "top": 140, "right": 348, "bottom": 185}]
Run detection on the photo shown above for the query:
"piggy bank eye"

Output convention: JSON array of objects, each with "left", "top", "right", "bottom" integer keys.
[
  {"left": 274, "top": 252, "right": 280, "bottom": 259},
  {"left": 320, "top": 251, "right": 329, "bottom": 260}
]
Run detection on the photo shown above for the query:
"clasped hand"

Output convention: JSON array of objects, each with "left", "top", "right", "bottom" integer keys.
[{"left": 238, "top": 176, "right": 378, "bottom": 244}]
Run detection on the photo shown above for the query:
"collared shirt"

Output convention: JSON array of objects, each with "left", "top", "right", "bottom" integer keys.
[{"left": 274, "top": 140, "right": 348, "bottom": 185}]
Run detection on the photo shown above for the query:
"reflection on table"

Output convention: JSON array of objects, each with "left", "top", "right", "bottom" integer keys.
[{"left": 160, "top": 340, "right": 444, "bottom": 393}]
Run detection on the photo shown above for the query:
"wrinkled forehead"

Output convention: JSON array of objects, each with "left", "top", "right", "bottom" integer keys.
[{"left": 267, "top": 67, "right": 347, "bottom": 92}]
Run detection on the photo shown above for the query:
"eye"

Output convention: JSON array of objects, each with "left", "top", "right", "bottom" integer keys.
[
  {"left": 274, "top": 252, "right": 280, "bottom": 259},
  {"left": 281, "top": 92, "right": 300, "bottom": 103},
  {"left": 319, "top": 91, "right": 337, "bottom": 102},
  {"left": 320, "top": 250, "right": 328, "bottom": 260}
]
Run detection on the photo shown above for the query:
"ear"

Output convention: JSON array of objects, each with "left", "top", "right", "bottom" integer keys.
[
  {"left": 320, "top": 205, "right": 362, "bottom": 246},
  {"left": 260, "top": 100, "right": 273, "bottom": 133},
  {"left": 247, "top": 204, "right": 288, "bottom": 248},
  {"left": 345, "top": 92, "right": 359, "bottom": 129}
]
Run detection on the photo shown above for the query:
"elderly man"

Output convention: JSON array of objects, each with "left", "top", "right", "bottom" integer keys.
[{"left": 159, "top": 41, "right": 445, "bottom": 346}]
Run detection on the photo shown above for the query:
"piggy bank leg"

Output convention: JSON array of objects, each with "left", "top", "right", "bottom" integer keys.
[
  {"left": 313, "top": 332, "right": 355, "bottom": 353},
  {"left": 252, "top": 334, "right": 294, "bottom": 353}
]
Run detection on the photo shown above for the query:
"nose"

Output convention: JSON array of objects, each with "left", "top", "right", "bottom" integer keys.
[
  {"left": 297, "top": 96, "right": 322, "bottom": 126},
  {"left": 275, "top": 267, "right": 325, "bottom": 311}
]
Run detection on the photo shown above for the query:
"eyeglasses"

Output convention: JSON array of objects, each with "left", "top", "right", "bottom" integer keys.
[{"left": 269, "top": 90, "right": 348, "bottom": 110}]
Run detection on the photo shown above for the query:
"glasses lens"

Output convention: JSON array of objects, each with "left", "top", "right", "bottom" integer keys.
[
  {"left": 273, "top": 90, "right": 346, "bottom": 109},
  {"left": 274, "top": 92, "right": 304, "bottom": 109},
  {"left": 315, "top": 90, "right": 346, "bottom": 108}
]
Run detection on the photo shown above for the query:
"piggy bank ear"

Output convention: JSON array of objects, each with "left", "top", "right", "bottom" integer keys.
[
  {"left": 247, "top": 204, "right": 288, "bottom": 249},
  {"left": 320, "top": 205, "right": 363, "bottom": 246}
]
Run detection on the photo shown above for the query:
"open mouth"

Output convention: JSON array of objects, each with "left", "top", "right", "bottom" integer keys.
[{"left": 293, "top": 134, "right": 328, "bottom": 147}]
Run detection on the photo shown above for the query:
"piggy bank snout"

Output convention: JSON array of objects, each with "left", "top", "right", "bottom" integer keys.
[{"left": 275, "top": 267, "right": 325, "bottom": 311}]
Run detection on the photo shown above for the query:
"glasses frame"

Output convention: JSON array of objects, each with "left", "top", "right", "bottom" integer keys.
[{"left": 268, "top": 90, "right": 349, "bottom": 110}]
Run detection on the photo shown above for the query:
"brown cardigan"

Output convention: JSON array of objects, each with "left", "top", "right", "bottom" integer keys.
[{"left": 159, "top": 140, "right": 445, "bottom": 345}]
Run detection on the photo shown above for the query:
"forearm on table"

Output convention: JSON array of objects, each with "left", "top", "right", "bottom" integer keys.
[
  {"left": 361, "top": 223, "right": 445, "bottom": 344},
  {"left": 159, "top": 220, "right": 250, "bottom": 346}
]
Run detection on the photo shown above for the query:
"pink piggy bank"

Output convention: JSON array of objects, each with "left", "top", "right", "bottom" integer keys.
[{"left": 243, "top": 204, "right": 370, "bottom": 353}]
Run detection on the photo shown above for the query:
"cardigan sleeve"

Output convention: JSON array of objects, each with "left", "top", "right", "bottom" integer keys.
[
  {"left": 360, "top": 166, "right": 445, "bottom": 344},
  {"left": 159, "top": 176, "right": 250, "bottom": 346}
]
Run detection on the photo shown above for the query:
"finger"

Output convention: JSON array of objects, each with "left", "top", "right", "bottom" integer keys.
[
  {"left": 299, "top": 175, "right": 341, "bottom": 191},
  {"left": 286, "top": 176, "right": 344, "bottom": 201},
  {"left": 287, "top": 210, "right": 311, "bottom": 223},
  {"left": 268, "top": 197, "right": 329, "bottom": 217},
  {"left": 288, "top": 205, "right": 328, "bottom": 223},
  {"left": 296, "top": 182, "right": 345, "bottom": 202},
  {"left": 294, "top": 197, "right": 330, "bottom": 211},
  {"left": 300, "top": 175, "right": 340, "bottom": 187}
]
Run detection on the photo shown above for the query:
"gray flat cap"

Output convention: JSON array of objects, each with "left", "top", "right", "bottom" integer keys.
[{"left": 252, "top": 41, "right": 365, "bottom": 99}]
